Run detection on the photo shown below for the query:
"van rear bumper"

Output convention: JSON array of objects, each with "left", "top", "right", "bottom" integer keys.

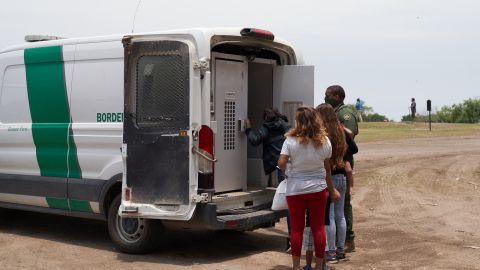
[{"left": 186, "top": 203, "right": 287, "bottom": 231}]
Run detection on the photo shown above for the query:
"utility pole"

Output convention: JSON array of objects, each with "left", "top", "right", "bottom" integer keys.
[{"left": 427, "top": 99, "right": 432, "bottom": 131}]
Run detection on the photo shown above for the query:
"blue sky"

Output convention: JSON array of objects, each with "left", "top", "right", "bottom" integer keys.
[{"left": 1, "top": 0, "right": 479, "bottom": 120}]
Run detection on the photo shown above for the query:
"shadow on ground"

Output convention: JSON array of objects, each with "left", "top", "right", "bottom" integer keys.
[{"left": 0, "top": 208, "right": 288, "bottom": 266}]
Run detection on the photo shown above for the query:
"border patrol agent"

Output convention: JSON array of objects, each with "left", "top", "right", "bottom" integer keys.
[{"left": 324, "top": 85, "right": 358, "bottom": 252}]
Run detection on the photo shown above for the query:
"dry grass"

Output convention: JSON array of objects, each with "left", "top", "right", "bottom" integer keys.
[{"left": 355, "top": 122, "right": 480, "bottom": 143}]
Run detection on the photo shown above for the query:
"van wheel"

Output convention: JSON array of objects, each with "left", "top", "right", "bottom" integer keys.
[{"left": 107, "top": 194, "right": 163, "bottom": 254}]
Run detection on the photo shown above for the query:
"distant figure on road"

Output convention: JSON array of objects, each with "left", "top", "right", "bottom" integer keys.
[
  {"left": 410, "top": 98, "right": 416, "bottom": 119},
  {"left": 355, "top": 98, "right": 364, "bottom": 122}
]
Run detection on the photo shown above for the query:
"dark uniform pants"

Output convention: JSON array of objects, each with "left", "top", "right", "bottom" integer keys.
[
  {"left": 345, "top": 185, "right": 354, "bottom": 241},
  {"left": 345, "top": 159, "right": 355, "bottom": 241}
]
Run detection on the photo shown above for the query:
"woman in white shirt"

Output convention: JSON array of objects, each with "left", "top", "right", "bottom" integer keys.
[{"left": 278, "top": 106, "right": 340, "bottom": 270}]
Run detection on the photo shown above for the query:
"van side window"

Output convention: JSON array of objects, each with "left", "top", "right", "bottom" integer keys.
[
  {"left": 135, "top": 43, "right": 189, "bottom": 132},
  {"left": 0, "top": 66, "right": 31, "bottom": 123}
]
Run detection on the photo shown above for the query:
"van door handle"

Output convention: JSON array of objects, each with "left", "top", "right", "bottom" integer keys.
[
  {"left": 192, "top": 146, "right": 218, "bottom": 162},
  {"left": 238, "top": 119, "right": 245, "bottom": 132}
]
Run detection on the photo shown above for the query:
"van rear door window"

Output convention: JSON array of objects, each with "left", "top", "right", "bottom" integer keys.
[{"left": 135, "top": 44, "right": 189, "bottom": 132}]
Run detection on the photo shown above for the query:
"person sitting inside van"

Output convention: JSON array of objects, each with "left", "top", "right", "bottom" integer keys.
[{"left": 244, "top": 108, "right": 290, "bottom": 186}]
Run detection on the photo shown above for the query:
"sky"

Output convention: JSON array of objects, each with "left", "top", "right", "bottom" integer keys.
[{"left": 1, "top": 0, "right": 479, "bottom": 121}]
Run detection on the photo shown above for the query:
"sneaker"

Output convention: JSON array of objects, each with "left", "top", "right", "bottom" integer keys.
[
  {"left": 303, "top": 266, "right": 312, "bottom": 270},
  {"left": 345, "top": 239, "right": 355, "bottom": 252},
  {"left": 285, "top": 237, "right": 291, "bottom": 253},
  {"left": 336, "top": 248, "right": 346, "bottom": 261},
  {"left": 325, "top": 251, "right": 337, "bottom": 263}
]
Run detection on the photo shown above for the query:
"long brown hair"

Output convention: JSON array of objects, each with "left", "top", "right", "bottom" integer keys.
[
  {"left": 285, "top": 106, "right": 327, "bottom": 148},
  {"left": 316, "top": 103, "right": 346, "bottom": 169}
]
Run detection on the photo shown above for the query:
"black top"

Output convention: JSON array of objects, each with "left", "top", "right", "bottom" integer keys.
[
  {"left": 245, "top": 118, "right": 290, "bottom": 175},
  {"left": 332, "top": 130, "right": 358, "bottom": 176}
]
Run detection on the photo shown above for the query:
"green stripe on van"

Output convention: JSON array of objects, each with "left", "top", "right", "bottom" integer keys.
[
  {"left": 46, "top": 197, "right": 70, "bottom": 210},
  {"left": 24, "top": 46, "right": 81, "bottom": 179},
  {"left": 46, "top": 197, "right": 92, "bottom": 212},
  {"left": 68, "top": 199, "right": 92, "bottom": 212}
]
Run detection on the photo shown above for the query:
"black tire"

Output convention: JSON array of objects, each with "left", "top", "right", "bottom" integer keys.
[{"left": 107, "top": 194, "right": 163, "bottom": 254}]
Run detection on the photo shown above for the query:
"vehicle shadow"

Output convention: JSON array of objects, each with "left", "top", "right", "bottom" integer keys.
[{"left": 0, "top": 209, "right": 288, "bottom": 266}]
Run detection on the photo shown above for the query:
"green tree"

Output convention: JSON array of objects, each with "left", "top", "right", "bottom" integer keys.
[
  {"left": 364, "top": 113, "right": 388, "bottom": 122},
  {"left": 347, "top": 104, "right": 388, "bottom": 122},
  {"left": 436, "top": 98, "right": 480, "bottom": 123}
]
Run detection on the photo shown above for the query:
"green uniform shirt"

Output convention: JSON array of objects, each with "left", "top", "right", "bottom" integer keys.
[{"left": 335, "top": 103, "right": 359, "bottom": 138}]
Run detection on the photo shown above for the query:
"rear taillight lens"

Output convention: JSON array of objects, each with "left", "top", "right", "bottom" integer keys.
[
  {"left": 198, "top": 125, "right": 214, "bottom": 192},
  {"left": 124, "top": 187, "right": 131, "bottom": 201}
]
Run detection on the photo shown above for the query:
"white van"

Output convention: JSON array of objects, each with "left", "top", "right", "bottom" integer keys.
[{"left": 0, "top": 28, "right": 314, "bottom": 253}]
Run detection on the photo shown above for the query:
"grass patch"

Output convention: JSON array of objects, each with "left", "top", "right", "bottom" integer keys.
[{"left": 356, "top": 122, "right": 480, "bottom": 143}]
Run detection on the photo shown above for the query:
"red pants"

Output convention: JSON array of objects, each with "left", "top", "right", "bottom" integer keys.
[{"left": 286, "top": 190, "right": 327, "bottom": 258}]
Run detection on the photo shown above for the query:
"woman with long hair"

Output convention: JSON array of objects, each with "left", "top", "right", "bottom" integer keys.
[
  {"left": 316, "top": 103, "right": 357, "bottom": 262},
  {"left": 278, "top": 106, "right": 340, "bottom": 270}
]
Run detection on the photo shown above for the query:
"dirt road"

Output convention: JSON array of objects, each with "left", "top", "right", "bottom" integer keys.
[{"left": 1, "top": 135, "right": 479, "bottom": 270}]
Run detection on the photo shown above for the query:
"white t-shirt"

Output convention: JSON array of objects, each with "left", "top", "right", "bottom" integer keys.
[{"left": 280, "top": 136, "right": 332, "bottom": 196}]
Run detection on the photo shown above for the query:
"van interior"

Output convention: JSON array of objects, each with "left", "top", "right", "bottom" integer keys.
[{"left": 209, "top": 40, "right": 300, "bottom": 205}]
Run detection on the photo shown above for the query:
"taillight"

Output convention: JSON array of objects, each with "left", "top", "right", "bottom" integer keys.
[
  {"left": 124, "top": 187, "right": 131, "bottom": 201},
  {"left": 198, "top": 125, "right": 215, "bottom": 192},
  {"left": 240, "top": 28, "right": 275, "bottom": 41}
]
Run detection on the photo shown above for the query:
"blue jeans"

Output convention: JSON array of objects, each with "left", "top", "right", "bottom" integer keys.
[{"left": 326, "top": 174, "right": 347, "bottom": 251}]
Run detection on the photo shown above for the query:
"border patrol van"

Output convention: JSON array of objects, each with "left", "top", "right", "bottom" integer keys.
[{"left": 0, "top": 28, "right": 314, "bottom": 253}]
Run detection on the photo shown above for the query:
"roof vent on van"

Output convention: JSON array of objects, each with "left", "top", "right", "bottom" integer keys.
[{"left": 25, "top": 35, "right": 65, "bottom": 42}]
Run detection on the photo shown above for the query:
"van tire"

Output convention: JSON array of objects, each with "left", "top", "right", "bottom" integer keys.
[{"left": 107, "top": 194, "right": 163, "bottom": 254}]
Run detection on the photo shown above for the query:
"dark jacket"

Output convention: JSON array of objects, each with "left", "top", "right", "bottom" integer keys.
[{"left": 245, "top": 118, "right": 290, "bottom": 175}]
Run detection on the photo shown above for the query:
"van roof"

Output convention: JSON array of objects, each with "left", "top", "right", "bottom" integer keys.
[{"left": 0, "top": 27, "right": 293, "bottom": 54}]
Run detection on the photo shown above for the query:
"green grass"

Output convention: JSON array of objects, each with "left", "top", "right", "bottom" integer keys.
[{"left": 356, "top": 122, "right": 480, "bottom": 143}]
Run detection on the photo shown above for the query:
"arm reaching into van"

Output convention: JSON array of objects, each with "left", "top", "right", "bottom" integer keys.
[{"left": 244, "top": 118, "right": 269, "bottom": 146}]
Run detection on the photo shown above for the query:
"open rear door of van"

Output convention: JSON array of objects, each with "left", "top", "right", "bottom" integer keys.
[
  {"left": 273, "top": 65, "right": 315, "bottom": 123},
  {"left": 119, "top": 35, "right": 199, "bottom": 220}
]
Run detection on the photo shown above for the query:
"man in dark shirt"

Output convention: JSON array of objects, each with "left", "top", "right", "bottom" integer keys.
[{"left": 411, "top": 98, "right": 417, "bottom": 118}]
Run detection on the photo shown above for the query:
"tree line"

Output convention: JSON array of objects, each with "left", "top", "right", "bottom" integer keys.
[{"left": 346, "top": 104, "right": 389, "bottom": 122}]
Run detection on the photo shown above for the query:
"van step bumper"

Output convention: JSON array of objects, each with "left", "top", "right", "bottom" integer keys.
[{"left": 188, "top": 203, "right": 287, "bottom": 231}]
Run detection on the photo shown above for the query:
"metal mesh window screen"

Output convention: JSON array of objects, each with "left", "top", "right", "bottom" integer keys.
[
  {"left": 135, "top": 52, "right": 188, "bottom": 131},
  {"left": 224, "top": 101, "right": 236, "bottom": 150},
  {"left": 283, "top": 101, "right": 303, "bottom": 127}
]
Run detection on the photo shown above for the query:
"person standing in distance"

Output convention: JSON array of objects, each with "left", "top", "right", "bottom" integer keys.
[
  {"left": 410, "top": 98, "right": 416, "bottom": 119},
  {"left": 324, "top": 85, "right": 358, "bottom": 252},
  {"left": 355, "top": 98, "right": 364, "bottom": 122}
]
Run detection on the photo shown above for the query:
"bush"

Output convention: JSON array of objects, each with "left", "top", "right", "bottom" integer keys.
[
  {"left": 346, "top": 104, "right": 388, "bottom": 122},
  {"left": 436, "top": 98, "right": 480, "bottom": 123},
  {"left": 401, "top": 113, "right": 439, "bottom": 123}
]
